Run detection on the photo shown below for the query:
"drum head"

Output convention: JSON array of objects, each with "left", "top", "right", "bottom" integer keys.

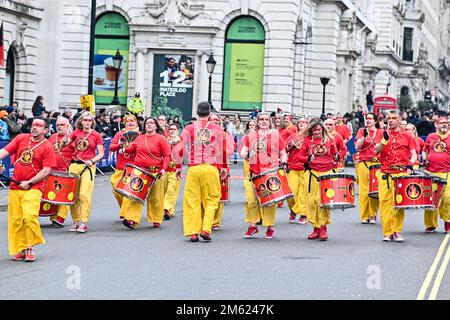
[
  {"left": 126, "top": 164, "right": 154, "bottom": 177},
  {"left": 124, "top": 131, "right": 139, "bottom": 143},
  {"left": 318, "top": 173, "right": 356, "bottom": 181}
]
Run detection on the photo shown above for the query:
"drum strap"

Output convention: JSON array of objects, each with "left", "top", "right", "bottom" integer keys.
[
  {"left": 362, "top": 161, "right": 369, "bottom": 169},
  {"left": 80, "top": 165, "right": 93, "bottom": 181},
  {"left": 382, "top": 173, "right": 392, "bottom": 189},
  {"left": 307, "top": 170, "right": 319, "bottom": 194}
]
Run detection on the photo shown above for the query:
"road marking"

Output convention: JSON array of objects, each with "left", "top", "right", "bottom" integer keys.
[
  {"left": 429, "top": 235, "right": 450, "bottom": 300},
  {"left": 417, "top": 234, "right": 450, "bottom": 300}
]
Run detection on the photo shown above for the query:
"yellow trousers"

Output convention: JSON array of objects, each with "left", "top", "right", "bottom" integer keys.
[
  {"left": 163, "top": 172, "right": 182, "bottom": 216},
  {"left": 69, "top": 163, "right": 96, "bottom": 224},
  {"left": 306, "top": 170, "right": 333, "bottom": 228},
  {"left": 110, "top": 170, "right": 124, "bottom": 208},
  {"left": 183, "top": 164, "right": 221, "bottom": 236},
  {"left": 287, "top": 170, "right": 307, "bottom": 216},
  {"left": 121, "top": 177, "right": 165, "bottom": 225},
  {"left": 245, "top": 177, "right": 276, "bottom": 226},
  {"left": 213, "top": 203, "right": 225, "bottom": 227},
  {"left": 356, "top": 161, "right": 380, "bottom": 221},
  {"left": 424, "top": 172, "right": 450, "bottom": 228},
  {"left": 8, "top": 189, "right": 45, "bottom": 255},
  {"left": 377, "top": 171, "right": 407, "bottom": 236}
]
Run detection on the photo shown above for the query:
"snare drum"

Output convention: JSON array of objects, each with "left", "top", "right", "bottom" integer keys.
[
  {"left": 115, "top": 164, "right": 157, "bottom": 204},
  {"left": 318, "top": 173, "right": 356, "bottom": 210},
  {"left": 368, "top": 164, "right": 380, "bottom": 199},
  {"left": 39, "top": 201, "right": 57, "bottom": 217},
  {"left": 220, "top": 175, "right": 230, "bottom": 203},
  {"left": 393, "top": 175, "right": 434, "bottom": 209},
  {"left": 251, "top": 167, "right": 293, "bottom": 207},
  {"left": 431, "top": 176, "right": 447, "bottom": 210},
  {"left": 41, "top": 171, "right": 80, "bottom": 205}
]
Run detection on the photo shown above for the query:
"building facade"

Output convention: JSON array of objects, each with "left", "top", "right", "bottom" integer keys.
[{"left": 0, "top": 0, "right": 449, "bottom": 120}]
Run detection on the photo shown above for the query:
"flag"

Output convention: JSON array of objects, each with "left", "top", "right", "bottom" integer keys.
[{"left": 0, "top": 21, "right": 4, "bottom": 67}]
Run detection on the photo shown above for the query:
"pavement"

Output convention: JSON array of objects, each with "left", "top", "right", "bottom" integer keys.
[{"left": 0, "top": 165, "right": 448, "bottom": 300}]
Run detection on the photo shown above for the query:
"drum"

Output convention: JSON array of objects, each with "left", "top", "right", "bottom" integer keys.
[
  {"left": 220, "top": 175, "right": 230, "bottom": 203},
  {"left": 39, "top": 201, "right": 57, "bottom": 217},
  {"left": 41, "top": 171, "right": 80, "bottom": 205},
  {"left": 368, "top": 164, "right": 380, "bottom": 199},
  {"left": 393, "top": 175, "right": 434, "bottom": 209},
  {"left": 251, "top": 167, "right": 293, "bottom": 207},
  {"left": 431, "top": 176, "right": 447, "bottom": 210},
  {"left": 318, "top": 173, "right": 356, "bottom": 210},
  {"left": 115, "top": 164, "right": 157, "bottom": 204}
]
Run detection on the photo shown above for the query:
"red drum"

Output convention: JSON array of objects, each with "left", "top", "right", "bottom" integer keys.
[
  {"left": 220, "top": 175, "right": 230, "bottom": 203},
  {"left": 251, "top": 167, "right": 293, "bottom": 207},
  {"left": 318, "top": 173, "right": 356, "bottom": 210},
  {"left": 39, "top": 202, "right": 57, "bottom": 217},
  {"left": 393, "top": 175, "right": 434, "bottom": 209},
  {"left": 431, "top": 176, "right": 447, "bottom": 210},
  {"left": 115, "top": 164, "right": 157, "bottom": 204},
  {"left": 41, "top": 171, "right": 80, "bottom": 205},
  {"left": 368, "top": 164, "right": 380, "bottom": 199}
]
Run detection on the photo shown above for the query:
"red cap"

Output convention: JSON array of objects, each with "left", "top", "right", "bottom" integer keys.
[{"left": 437, "top": 117, "right": 448, "bottom": 123}]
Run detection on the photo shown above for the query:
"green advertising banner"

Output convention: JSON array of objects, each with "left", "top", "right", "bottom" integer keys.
[
  {"left": 222, "top": 17, "right": 265, "bottom": 111},
  {"left": 92, "top": 13, "right": 130, "bottom": 105}
]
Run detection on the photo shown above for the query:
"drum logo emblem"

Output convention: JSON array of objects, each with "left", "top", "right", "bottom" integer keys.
[
  {"left": 255, "top": 140, "right": 266, "bottom": 152},
  {"left": 196, "top": 129, "right": 211, "bottom": 146},
  {"left": 130, "top": 177, "right": 144, "bottom": 192},
  {"left": 19, "top": 148, "right": 34, "bottom": 165},
  {"left": 349, "top": 182, "right": 354, "bottom": 197},
  {"left": 267, "top": 177, "right": 281, "bottom": 192},
  {"left": 76, "top": 139, "right": 89, "bottom": 151},
  {"left": 313, "top": 145, "right": 327, "bottom": 156},
  {"left": 53, "top": 180, "right": 62, "bottom": 192},
  {"left": 432, "top": 141, "right": 447, "bottom": 153},
  {"left": 53, "top": 141, "right": 62, "bottom": 152},
  {"left": 406, "top": 183, "right": 422, "bottom": 200}
]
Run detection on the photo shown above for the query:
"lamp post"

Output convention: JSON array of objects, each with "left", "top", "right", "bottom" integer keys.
[
  {"left": 386, "top": 81, "right": 391, "bottom": 94},
  {"left": 320, "top": 77, "right": 330, "bottom": 118},
  {"left": 206, "top": 53, "right": 217, "bottom": 108},
  {"left": 88, "top": 0, "right": 96, "bottom": 94},
  {"left": 111, "top": 49, "right": 123, "bottom": 105}
]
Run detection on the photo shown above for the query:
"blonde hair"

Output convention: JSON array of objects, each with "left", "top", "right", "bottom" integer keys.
[{"left": 75, "top": 111, "right": 95, "bottom": 130}]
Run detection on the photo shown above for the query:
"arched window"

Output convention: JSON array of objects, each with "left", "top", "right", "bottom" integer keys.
[
  {"left": 222, "top": 16, "right": 265, "bottom": 111},
  {"left": 92, "top": 12, "right": 130, "bottom": 105},
  {"left": 4, "top": 49, "right": 15, "bottom": 105}
]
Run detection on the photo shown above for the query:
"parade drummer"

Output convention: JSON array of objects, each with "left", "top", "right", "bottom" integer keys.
[
  {"left": 173, "top": 101, "right": 233, "bottom": 242},
  {"left": 109, "top": 114, "right": 138, "bottom": 217},
  {"left": 162, "top": 123, "right": 183, "bottom": 221},
  {"left": 282, "top": 113, "right": 297, "bottom": 142},
  {"left": 374, "top": 110, "right": 417, "bottom": 243},
  {"left": 48, "top": 116, "right": 74, "bottom": 227},
  {"left": 422, "top": 117, "right": 450, "bottom": 234},
  {"left": 121, "top": 117, "right": 171, "bottom": 230},
  {"left": 298, "top": 118, "right": 339, "bottom": 241},
  {"left": 240, "top": 112, "right": 288, "bottom": 239},
  {"left": 354, "top": 113, "right": 383, "bottom": 224},
  {"left": 324, "top": 118, "right": 347, "bottom": 169},
  {"left": 63, "top": 111, "right": 105, "bottom": 233},
  {"left": 0, "top": 117, "right": 56, "bottom": 262},
  {"left": 286, "top": 116, "right": 308, "bottom": 225},
  {"left": 406, "top": 123, "right": 425, "bottom": 168}
]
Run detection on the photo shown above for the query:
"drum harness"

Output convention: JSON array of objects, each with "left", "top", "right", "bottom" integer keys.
[{"left": 72, "top": 130, "right": 94, "bottom": 181}]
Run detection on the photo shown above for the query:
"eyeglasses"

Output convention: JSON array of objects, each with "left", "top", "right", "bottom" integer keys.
[{"left": 82, "top": 119, "right": 93, "bottom": 122}]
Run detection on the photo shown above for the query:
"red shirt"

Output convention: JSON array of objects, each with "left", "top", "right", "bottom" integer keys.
[
  {"left": 379, "top": 130, "right": 416, "bottom": 173},
  {"left": 354, "top": 128, "right": 383, "bottom": 161},
  {"left": 298, "top": 136, "right": 339, "bottom": 172},
  {"left": 125, "top": 133, "right": 171, "bottom": 172},
  {"left": 424, "top": 133, "right": 450, "bottom": 172},
  {"left": 331, "top": 132, "right": 347, "bottom": 163},
  {"left": 335, "top": 124, "right": 351, "bottom": 141},
  {"left": 280, "top": 125, "right": 297, "bottom": 142},
  {"left": 414, "top": 136, "right": 425, "bottom": 154},
  {"left": 245, "top": 130, "right": 285, "bottom": 175},
  {"left": 167, "top": 136, "right": 182, "bottom": 172},
  {"left": 175, "top": 119, "right": 233, "bottom": 168},
  {"left": 285, "top": 131, "right": 305, "bottom": 171},
  {"left": 109, "top": 131, "right": 137, "bottom": 171},
  {"left": 70, "top": 129, "right": 104, "bottom": 162},
  {"left": 4, "top": 134, "right": 57, "bottom": 191},
  {"left": 49, "top": 133, "right": 73, "bottom": 171}
]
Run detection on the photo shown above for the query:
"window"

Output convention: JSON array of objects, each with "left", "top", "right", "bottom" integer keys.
[{"left": 403, "top": 28, "right": 413, "bottom": 61}]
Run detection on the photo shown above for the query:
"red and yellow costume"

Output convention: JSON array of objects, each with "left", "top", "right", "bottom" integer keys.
[{"left": 162, "top": 135, "right": 183, "bottom": 217}]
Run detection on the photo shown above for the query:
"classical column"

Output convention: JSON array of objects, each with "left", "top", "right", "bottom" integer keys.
[{"left": 135, "top": 47, "right": 148, "bottom": 98}]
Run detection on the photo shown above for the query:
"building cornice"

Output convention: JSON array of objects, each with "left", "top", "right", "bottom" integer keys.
[{"left": 0, "top": 0, "right": 43, "bottom": 21}]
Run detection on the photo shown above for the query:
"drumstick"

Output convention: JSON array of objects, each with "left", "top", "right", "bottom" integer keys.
[{"left": 0, "top": 173, "right": 23, "bottom": 185}]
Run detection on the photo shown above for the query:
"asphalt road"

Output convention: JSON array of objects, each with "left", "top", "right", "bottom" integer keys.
[{"left": 0, "top": 165, "right": 448, "bottom": 300}]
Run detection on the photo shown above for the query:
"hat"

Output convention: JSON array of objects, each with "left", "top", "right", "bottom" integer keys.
[
  {"left": 5, "top": 106, "right": 15, "bottom": 114},
  {"left": 0, "top": 110, "right": 8, "bottom": 118},
  {"left": 437, "top": 117, "right": 447, "bottom": 123}
]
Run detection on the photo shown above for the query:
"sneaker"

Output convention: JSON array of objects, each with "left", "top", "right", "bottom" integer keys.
[
  {"left": 361, "top": 220, "right": 370, "bottom": 224},
  {"left": 265, "top": 227, "right": 275, "bottom": 239},
  {"left": 163, "top": 210, "right": 171, "bottom": 221},
  {"left": 24, "top": 247, "right": 36, "bottom": 262},
  {"left": 153, "top": 222, "right": 161, "bottom": 228},
  {"left": 394, "top": 232, "right": 404, "bottom": 242},
  {"left": 69, "top": 223, "right": 80, "bottom": 232},
  {"left": 297, "top": 216, "right": 308, "bottom": 225},
  {"left": 289, "top": 211, "right": 297, "bottom": 224},
  {"left": 212, "top": 225, "right": 221, "bottom": 230},
  {"left": 319, "top": 226, "right": 328, "bottom": 241},
  {"left": 445, "top": 222, "right": 450, "bottom": 233},
  {"left": 77, "top": 223, "right": 88, "bottom": 233},
  {"left": 199, "top": 230, "right": 211, "bottom": 241},
  {"left": 369, "top": 217, "right": 377, "bottom": 224},
  {"left": 123, "top": 219, "right": 136, "bottom": 229},
  {"left": 119, "top": 216, "right": 124, "bottom": 220},
  {"left": 244, "top": 226, "right": 259, "bottom": 238},
  {"left": 12, "top": 250, "right": 26, "bottom": 261},
  {"left": 51, "top": 216, "right": 65, "bottom": 227},
  {"left": 425, "top": 227, "right": 436, "bottom": 233},
  {"left": 190, "top": 234, "right": 199, "bottom": 242},
  {"left": 383, "top": 235, "right": 394, "bottom": 242},
  {"left": 308, "top": 228, "right": 321, "bottom": 240}
]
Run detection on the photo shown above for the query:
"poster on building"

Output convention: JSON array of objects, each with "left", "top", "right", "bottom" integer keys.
[
  {"left": 80, "top": 94, "right": 95, "bottom": 115},
  {"left": 152, "top": 54, "right": 194, "bottom": 124}
]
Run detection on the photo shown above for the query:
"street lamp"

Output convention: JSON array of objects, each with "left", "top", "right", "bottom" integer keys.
[
  {"left": 386, "top": 81, "right": 391, "bottom": 94},
  {"left": 320, "top": 77, "right": 330, "bottom": 118},
  {"left": 206, "top": 53, "right": 217, "bottom": 108},
  {"left": 111, "top": 49, "right": 124, "bottom": 105}
]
